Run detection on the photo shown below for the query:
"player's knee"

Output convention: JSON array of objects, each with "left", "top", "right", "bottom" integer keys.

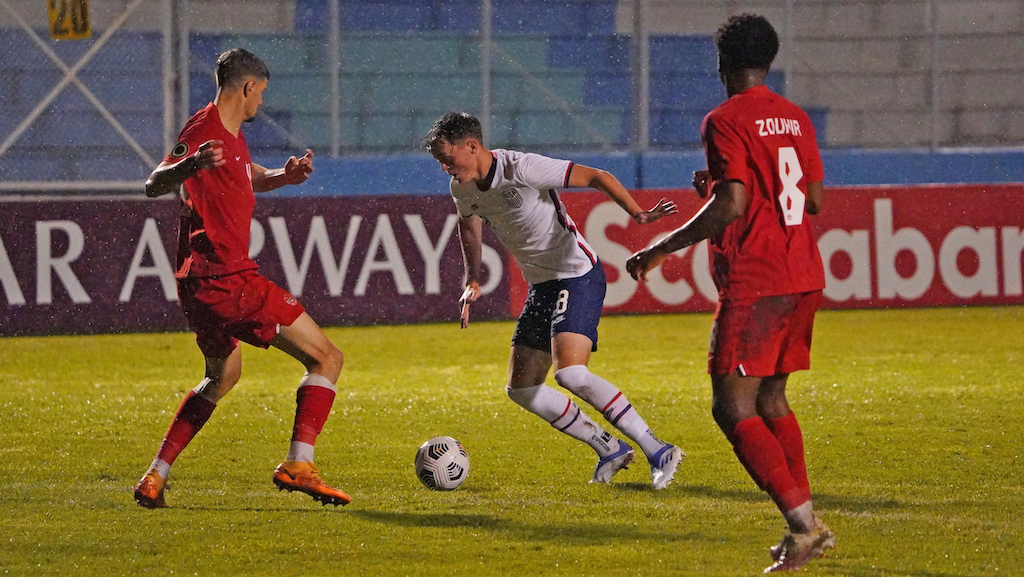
[
  {"left": 326, "top": 345, "right": 344, "bottom": 372},
  {"left": 507, "top": 384, "right": 541, "bottom": 410},
  {"left": 312, "top": 345, "right": 343, "bottom": 379},
  {"left": 553, "top": 365, "right": 589, "bottom": 395},
  {"left": 194, "top": 375, "right": 237, "bottom": 403}
]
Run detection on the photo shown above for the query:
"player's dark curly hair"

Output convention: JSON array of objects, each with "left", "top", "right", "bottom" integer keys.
[
  {"left": 214, "top": 48, "right": 270, "bottom": 90},
  {"left": 424, "top": 112, "right": 483, "bottom": 149},
  {"left": 715, "top": 13, "right": 779, "bottom": 72}
]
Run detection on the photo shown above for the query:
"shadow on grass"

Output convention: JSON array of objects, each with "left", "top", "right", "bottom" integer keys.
[
  {"left": 813, "top": 492, "right": 902, "bottom": 514},
  {"left": 831, "top": 567, "right": 975, "bottom": 577},
  {"left": 351, "top": 509, "right": 713, "bottom": 545},
  {"left": 622, "top": 482, "right": 767, "bottom": 502},
  {"left": 352, "top": 509, "right": 503, "bottom": 529},
  {"left": 616, "top": 483, "right": 903, "bottom": 515}
]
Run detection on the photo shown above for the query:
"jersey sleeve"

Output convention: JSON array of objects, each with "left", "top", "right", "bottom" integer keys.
[
  {"left": 164, "top": 114, "right": 209, "bottom": 164},
  {"left": 513, "top": 152, "right": 573, "bottom": 190},
  {"left": 702, "top": 113, "right": 748, "bottom": 186},
  {"left": 450, "top": 182, "right": 474, "bottom": 218}
]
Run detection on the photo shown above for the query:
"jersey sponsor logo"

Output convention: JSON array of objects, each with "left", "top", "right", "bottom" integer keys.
[
  {"left": 284, "top": 293, "right": 297, "bottom": 306},
  {"left": 756, "top": 117, "right": 802, "bottom": 137},
  {"left": 170, "top": 142, "right": 190, "bottom": 159},
  {"left": 501, "top": 188, "right": 523, "bottom": 208}
]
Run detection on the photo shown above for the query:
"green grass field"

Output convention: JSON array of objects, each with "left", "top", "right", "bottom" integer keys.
[{"left": 1, "top": 306, "right": 1021, "bottom": 576}]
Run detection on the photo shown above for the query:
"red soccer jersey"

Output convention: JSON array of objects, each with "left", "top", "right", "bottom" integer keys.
[
  {"left": 168, "top": 103, "right": 258, "bottom": 279},
  {"left": 702, "top": 84, "right": 826, "bottom": 299}
]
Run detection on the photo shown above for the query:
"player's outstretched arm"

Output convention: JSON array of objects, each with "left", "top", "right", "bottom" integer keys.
[
  {"left": 626, "top": 180, "right": 746, "bottom": 282},
  {"left": 145, "top": 140, "right": 224, "bottom": 197},
  {"left": 252, "top": 149, "right": 315, "bottom": 193},
  {"left": 566, "top": 164, "right": 677, "bottom": 224}
]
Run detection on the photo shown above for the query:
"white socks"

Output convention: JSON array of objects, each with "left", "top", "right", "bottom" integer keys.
[
  {"left": 148, "top": 458, "right": 171, "bottom": 479},
  {"left": 286, "top": 441, "right": 316, "bottom": 463},
  {"left": 507, "top": 384, "right": 617, "bottom": 457},
  {"left": 554, "top": 365, "right": 667, "bottom": 458},
  {"left": 785, "top": 501, "right": 817, "bottom": 534}
]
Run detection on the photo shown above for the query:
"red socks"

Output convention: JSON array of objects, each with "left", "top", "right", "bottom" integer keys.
[
  {"left": 156, "top": 390, "right": 216, "bottom": 466},
  {"left": 766, "top": 412, "right": 811, "bottom": 497},
  {"left": 291, "top": 381, "right": 336, "bottom": 445},
  {"left": 727, "top": 416, "right": 809, "bottom": 512}
]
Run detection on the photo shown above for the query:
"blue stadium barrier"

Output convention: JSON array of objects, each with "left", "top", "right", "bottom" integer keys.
[{"left": 254, "top": 148, "right": 1024, "bottom": 198}]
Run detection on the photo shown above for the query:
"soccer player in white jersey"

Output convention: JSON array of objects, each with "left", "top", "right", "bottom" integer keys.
[{"left": 425, "top": 112, "right": 685, "bottom": 488}]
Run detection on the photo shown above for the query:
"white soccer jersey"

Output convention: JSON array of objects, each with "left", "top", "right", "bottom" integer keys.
[{"left": 451, "top": 149, "right": 597, "bottom": 285}]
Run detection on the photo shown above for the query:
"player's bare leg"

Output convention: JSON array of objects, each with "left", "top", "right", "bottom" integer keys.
[
  {"left": 551, "top": 332, "right": 682, "bottom": 488},
  {"left": 268, "top": 312, "right": 350, "bottom": 506},
  {"left": 504, "top": 344, "right": 632, "bottom": 483},
  {"left": 135, "top": 348, "right": 242, "bottom": 508}
]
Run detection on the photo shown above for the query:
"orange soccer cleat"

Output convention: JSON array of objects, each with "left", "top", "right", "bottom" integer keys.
[
  {"left": 272, "top": 460, "right": 351, "bottom": 506},
  {"left": 134, "top": 470, "right": 168, "bottom": 508}
]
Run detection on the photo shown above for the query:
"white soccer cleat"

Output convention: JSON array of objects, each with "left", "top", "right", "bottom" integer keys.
[
  {"left": 648, "top": 444, "right": 684, "bottom": 490},
  {"left": 590, "top": 439, "right": 635, "bottom": 483}
]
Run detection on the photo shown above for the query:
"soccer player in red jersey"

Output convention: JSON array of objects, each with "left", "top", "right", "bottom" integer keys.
[
  {"left": 134, "top": 48, "right": 350, "bottom": 508},
  {"left": 626, "top": 14, "right": 836, "bottom": 572}
]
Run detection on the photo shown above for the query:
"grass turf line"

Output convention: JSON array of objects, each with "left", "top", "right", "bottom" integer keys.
[{"left": 0, "top": 306, "right": 1021, "bottom": 576}]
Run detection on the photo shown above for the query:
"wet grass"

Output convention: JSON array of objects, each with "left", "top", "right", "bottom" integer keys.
[{"left": 1, "top": 306, "right": 1021, "bottom": 576}]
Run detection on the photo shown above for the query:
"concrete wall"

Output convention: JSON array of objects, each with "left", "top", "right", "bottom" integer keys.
[{"left": 617, "top": 0, "right": 1024, "bottom": 149}]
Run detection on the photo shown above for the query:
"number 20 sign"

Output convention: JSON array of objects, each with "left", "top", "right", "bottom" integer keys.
[{"left": 48, "top": 0, "right": 91, "bottom": 40}]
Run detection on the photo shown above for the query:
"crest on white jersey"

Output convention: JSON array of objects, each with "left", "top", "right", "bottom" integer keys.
[{"left": 501, "top": 188, "right": 523, "bottom": 208}]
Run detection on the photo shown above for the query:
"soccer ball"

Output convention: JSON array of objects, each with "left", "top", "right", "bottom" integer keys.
[{"left": 414, "top": 436, "right": 470, "bottom": 491}]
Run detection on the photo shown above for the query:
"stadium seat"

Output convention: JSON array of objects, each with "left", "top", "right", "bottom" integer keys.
[
  {"left": 340, "top": 35, "right": 465, "bottom": 74},
  {"left": 268, "top": 72, "right": 333, "bottom": 114},
  {"left": 649, "top": 110, "right": 706, "bottom": 147},
  {"left": 219, "top": 34, "right": 325, "bottom": 74},
  {"left": 650, "top": 72, "right": 726, "bottom": 112},
  {"left": 549, "top": 35, "right": 631, "bottom": 73},
  {"left": 361, "top": 113, "right": 417, "bottom": 149},
  {"left": 488, "top": 36, "right": 553, "bottom": 73},
  {"left": 0, "top": 29, "right": 50, "bottom": 70},
  {"left": 492, "top": 0, "right": 614, "bottom": 35},
  {"left": 649, "top": 35, "right": 717, "bottom": 74},
  {"left": 291, "top": 112, "right": 363, "bottom": 151},
  {"left": 489, "top": 71, "right": 586, "bottom": 112}
]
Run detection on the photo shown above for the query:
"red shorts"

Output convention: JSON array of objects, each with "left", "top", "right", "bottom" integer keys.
[
  {"left": 177, "top": 269, "right": 305, "bottom": 358},
  {"left": 708, "top": 290, "right": 821, "bottom": 377}
]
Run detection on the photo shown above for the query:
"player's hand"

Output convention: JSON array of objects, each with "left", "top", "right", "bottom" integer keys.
[
  {"left": 284, "top": 149, "right": 314, "bottom": 185},
  {"left": 193, "top": 140, "right": 225, "bottom": 170},
  {"left": 626, "top": 247, "right": 668, "bottom": 282},
  {"left": 693, "top": 170, "right": 711, "bottom": 199},
  {"left": 632, "top": 198, "right": 678, "bottom": 225},
  {"left": 458, "top": 281, "right": 480, "bottom": 329}
]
